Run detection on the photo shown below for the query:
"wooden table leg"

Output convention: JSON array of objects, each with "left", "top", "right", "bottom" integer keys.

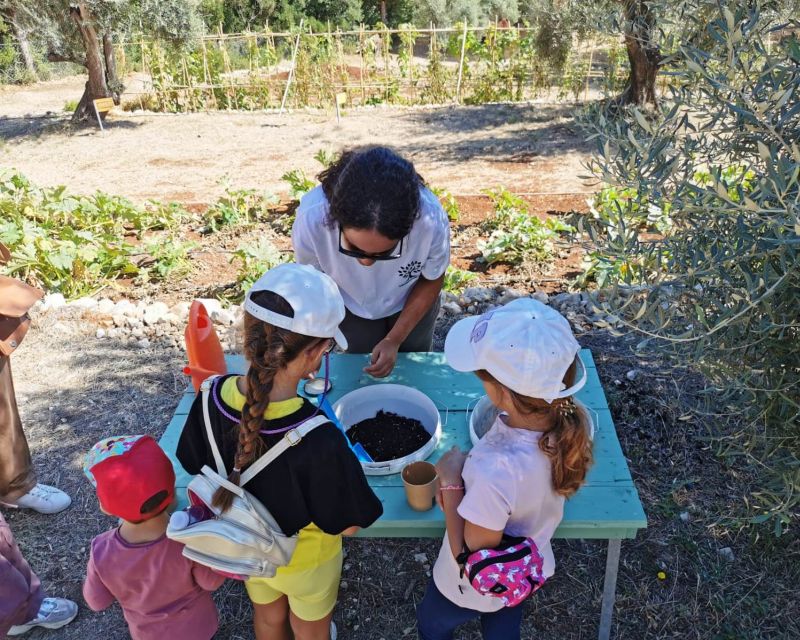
[{"left": 598, "top": 538, "right": 621, "bottom": 640}]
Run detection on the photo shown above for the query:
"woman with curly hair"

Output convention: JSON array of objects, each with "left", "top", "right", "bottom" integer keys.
[{"left": 292, "top": 146, "right": 451, "bottom": 377}]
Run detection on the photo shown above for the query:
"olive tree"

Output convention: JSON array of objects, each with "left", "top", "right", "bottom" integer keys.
[
  {"left": 579, "top": 0, "right": 799, "bottom": 530},
  {"left": 3, "top": 0, "right": 199, "bottom": 121}
]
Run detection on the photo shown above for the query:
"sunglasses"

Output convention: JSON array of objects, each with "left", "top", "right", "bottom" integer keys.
[{"left": 338, "top": 227, "right": 404, "bottom": 261}]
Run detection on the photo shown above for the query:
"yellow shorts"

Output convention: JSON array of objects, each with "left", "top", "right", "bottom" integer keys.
[{"left": 245, "top": 551, "right": 343, "bottom": 621}]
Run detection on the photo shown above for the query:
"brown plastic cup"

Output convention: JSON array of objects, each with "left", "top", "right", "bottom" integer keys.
[{"left": 402, "top": 461, "right": 439, "bottom": 512}]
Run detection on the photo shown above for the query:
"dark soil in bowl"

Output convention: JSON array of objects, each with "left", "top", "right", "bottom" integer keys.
[{"left": 347, "top": 411, "right": 432, "bottom": 462}]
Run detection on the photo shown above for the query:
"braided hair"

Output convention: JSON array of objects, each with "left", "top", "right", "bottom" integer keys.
[
  {"left": 476, "top": 359, "right": 593, "bottom": 498},
  {"left": 318, "top": 145, "right": 424, "bottom": 241},
  {"left": 212, "top": 290, "right": 322, "bottom": 512}
]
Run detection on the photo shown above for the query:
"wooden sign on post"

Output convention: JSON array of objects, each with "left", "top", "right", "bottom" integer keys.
[{"left": 92, "top": 97, "right": 115, "bottom": 132}]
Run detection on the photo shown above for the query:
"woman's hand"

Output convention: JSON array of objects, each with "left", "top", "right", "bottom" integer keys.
[
  {"left": 364, "top": 338, "right": 399, "bottom": 378},
  {"left": 436, "top": 446, "right": 467, "bottom": 486}
]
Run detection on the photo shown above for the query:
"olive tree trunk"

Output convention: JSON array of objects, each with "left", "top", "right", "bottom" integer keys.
[
  {"left": 621, "top": 0, "right": 660, "bottom": 106},
  {"left": 70, "top": 2, "right": 111, "bottom": 122},
  {"left": 102, "top": 33, "right": 122, "bottom": 104}
]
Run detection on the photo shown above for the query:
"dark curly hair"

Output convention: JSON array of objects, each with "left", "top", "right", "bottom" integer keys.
[{"left": 318, "top": 146, "right": 425, "bottom": 241}]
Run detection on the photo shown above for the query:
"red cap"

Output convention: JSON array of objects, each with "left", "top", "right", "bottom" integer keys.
[{"left": 86, "top": 435, "right": 175, "bottom": 523}]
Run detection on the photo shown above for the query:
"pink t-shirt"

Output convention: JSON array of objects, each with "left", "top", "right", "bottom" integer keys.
[
  {"left": 432, "top": 415, "right": 565, "bottom": 612},
  {"left": 83, "top": 528, "right": 225, "bottom": 640}
]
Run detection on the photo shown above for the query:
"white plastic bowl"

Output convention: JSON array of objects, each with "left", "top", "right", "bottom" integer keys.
[
  {"left": 468, "top": 395, "right": 595, "bottom": 447},
  {"left": 333, "top": 384, "right": 441, "bottom": 475}
]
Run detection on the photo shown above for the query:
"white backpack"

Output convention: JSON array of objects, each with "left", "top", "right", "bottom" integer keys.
[{"left": 167, "top": 375, "right": 327, "bottom": 578}]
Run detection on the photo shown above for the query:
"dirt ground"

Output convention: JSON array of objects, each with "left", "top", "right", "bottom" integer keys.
[
  {"left": 5, "top": 316, "right": 798, "bottom": 640},
  {"left": 0, "top": 76, "right": 593, "bottom": 204}
]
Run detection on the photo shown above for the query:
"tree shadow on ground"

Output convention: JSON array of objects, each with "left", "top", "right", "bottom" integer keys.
[
  {"left": 390, "top": 103, "right": 593, "bottom": 164},
  {"left": 0, "top": 115, "right": 142, "bottom": 142}
]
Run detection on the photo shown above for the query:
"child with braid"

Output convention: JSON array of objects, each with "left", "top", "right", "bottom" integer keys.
[{"left": 177, "top": 264, "right": 382, "bottom": 640}]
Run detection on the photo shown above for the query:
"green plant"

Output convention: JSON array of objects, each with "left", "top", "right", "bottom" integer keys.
[
  {"left": 229, "top": 239, "right": 291, "bottom": 302},
  {"left": 431, "top": 186, "right": 460, "bottom": 222},
  {"left": 478, "top": 186, "right": 574, "bottom": 265},
  {"left": 139, "top": 238, "right": 196, "bottom": 282},
  {"left": 63, "top": 99, "right": 79, "bottom": 112},
  {"left": 443, "top": 265, "right": 477, "bottom": 293},
  {"left": 314, "top": 149, "right": 337, "bottom": 169},
  {"left": 0, "top": 171, "right": 195, "bottom": 297},
  {"left": 281, "top": 169, "right": 315, "bottom": 201},
  {"left": 578, "top": 1, "right": 800, "bottom": 530},
  {"left": 204, "top": 181, "right": 277, "bottom": 231}
]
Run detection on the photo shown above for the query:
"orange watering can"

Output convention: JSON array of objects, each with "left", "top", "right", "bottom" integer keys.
[{"left": 184, "top": 300, "right": 227, "bottom": 392}]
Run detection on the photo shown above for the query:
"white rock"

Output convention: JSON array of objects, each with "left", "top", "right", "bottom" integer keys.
[
  {"left": 95, "top": 328, "right": 107, "bottom": 339},
  {"left": 42, "top": 293, "right": 67, "bottom": 310},
  {"left": 442, "top": 302, "right": 462, "bottom": 315},
  {"left": 143, "top": 301, "right": 170, "bottom": 326},
  {"left": 195, "top": 298, "right": 222, "bottom": 317},
  {"left": 113, "top": 300, "right": 136, "bottom": 315},
  {"left": 718, "top": 547, "right": 735, "bottom": 562},
  {"left": 467, "top": 304, "right": 477, "bottom": 314},
  {"left": 532, "top": 291, "right": 549, "bottom": 305},
  {"left": 68, "top": 296, "right": 98, "bottom": 310},
  {"left": 131, "top": 327, "right": 144, "bottom": 338},
  {"left": 164, "top": 312, "right": 181, "bottom": 326},
  {"left": 625, "top": 369, "right": 639, "bottom": 381},
  {"left": 107, "top": 328, "right": 119, "bottom": 339},
  {"left": 679, "top": 512, "right": 690, "bottom": 523},
  {"left": 137, "top": 338, "right": 151, "bottom": 349},
  {"left": 413, "top": 553, "right": 428, "bottom": 563},
  {"left": 443, "top": 291, "right": 459, "bottom": 304},
  {"left": 172, "top": 301, "right": 191, "bottom": 319},
  {"left": 464, "top": 287, "right": 495, "bottom": 303},
  {"left": 497, "top": 288, "right": 526, "bottom": 305},
  {"left": 211, "top": 309, "right": 235, "bottom": 326},
  {"left": 96, "top": 298, "right": 115, "bottom": 314}
]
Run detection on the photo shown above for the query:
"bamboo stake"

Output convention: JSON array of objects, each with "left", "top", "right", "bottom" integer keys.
[
  {"left": 359, "top": 24, "right": 366, "bottom": 104},
  {"left": 280, "top": 18, "right": 304, "bottom": 115},
  {"left": 456, "top": 20, "right": 468, "bottom": 103},
  {"left": 584, "top": 39, "right": 596, "bottom": 102}
]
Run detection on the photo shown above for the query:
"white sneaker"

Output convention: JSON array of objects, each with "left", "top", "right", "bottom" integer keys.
[
  {"left": 4, "top": 484, "right": 72, "bottom": 514},
  {"left": 8, "top": 597, "right": 78, "bottom": 635},
  {"left": 330, "top": 621, "right": 337, "bottom": 640}
]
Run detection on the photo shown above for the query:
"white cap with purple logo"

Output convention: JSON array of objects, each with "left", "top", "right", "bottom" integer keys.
[{"left": 444, "top": 298, "right": 586, "bottom": 403}]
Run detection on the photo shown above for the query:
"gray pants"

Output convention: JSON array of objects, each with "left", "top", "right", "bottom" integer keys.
[{"left": 340, "top": 296, "right": 440, "bottom": 354}]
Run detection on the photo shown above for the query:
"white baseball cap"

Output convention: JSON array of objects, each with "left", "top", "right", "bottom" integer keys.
[
  {"left": 244, "top": 263, "right": 348, "bottom": 350},
  {"left": 444, "top": 298, "right": 586, "bottom": 402}
]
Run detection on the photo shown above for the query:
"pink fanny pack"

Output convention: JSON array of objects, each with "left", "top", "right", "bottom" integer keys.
[{"left": 457, "top": 536, "right": 546, "bottom": 607}]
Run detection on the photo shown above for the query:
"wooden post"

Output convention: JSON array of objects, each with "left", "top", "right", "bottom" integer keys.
[
  {"left": 584, "top": 39, "right": 596, "bottom": 102},
  {"left": 359, "top": 25, "right": 366, "bottom": 104},
  {"left": 280, "top": 18, "right": 304, "bottom": 115},
  {"left": 456, "top": 21, "right": 468, "bottom": 103}
]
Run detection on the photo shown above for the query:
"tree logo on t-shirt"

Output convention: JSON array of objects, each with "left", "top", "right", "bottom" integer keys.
[{"left": 398, "top": 260, "right": 422, "bottom": 286}]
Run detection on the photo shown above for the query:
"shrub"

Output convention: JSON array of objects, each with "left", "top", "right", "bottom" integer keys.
[
  {"left": 578, "top": 1, "right": 799, "bottom": 531},
  {"left": 228, "top": 239, "right": 291, "bottom": 302}
]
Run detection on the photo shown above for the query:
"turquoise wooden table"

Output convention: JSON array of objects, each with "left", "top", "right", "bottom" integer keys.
[{"left": 159, "top": 350, "right": 646, "bottom": 640}]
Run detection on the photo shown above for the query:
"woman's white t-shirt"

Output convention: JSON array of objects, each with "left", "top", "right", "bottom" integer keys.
[
  {"left": 432, "top": 416, "right": 565, "bottom": 612},
  {"left": 291, "top": 185, "right": 451, "bottom": 320}
]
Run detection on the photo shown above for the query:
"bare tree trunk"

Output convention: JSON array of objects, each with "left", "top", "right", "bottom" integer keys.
[
  {"left": 380, "top": 1, "right": 387, "bottom": 23},
  {"left": 620, "top": 0, "right": 660, "bottom": 106},
  {"left": 1, "top": 8, "right": 37, "bottom": 80},
  {"left": 69, "top": 2, "right": 110, "bottom": 122},
  {"left": 103, "top": 33, "right": 122, "bottom": 104}
]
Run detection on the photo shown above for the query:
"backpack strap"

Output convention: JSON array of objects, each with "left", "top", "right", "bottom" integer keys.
[
  {"left": 201, "top": 375, "right": 228, "bottom": 477},
  {"left": 240, "top": 415, "right": 329, "bottom": 485}
]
